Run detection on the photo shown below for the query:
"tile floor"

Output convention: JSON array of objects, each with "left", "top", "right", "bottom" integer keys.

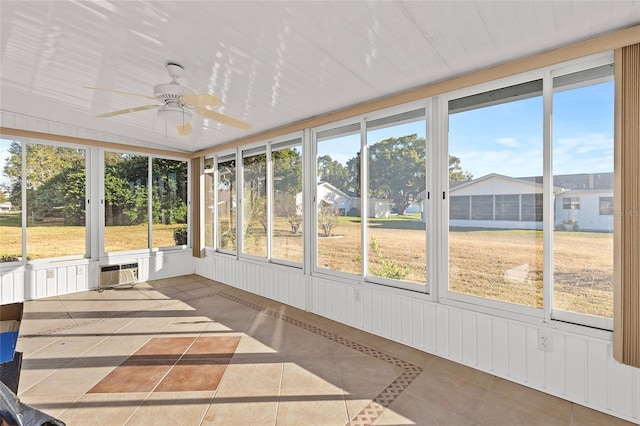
[{"left": 10, "top": 274, "right": 635, "bottom": 425}]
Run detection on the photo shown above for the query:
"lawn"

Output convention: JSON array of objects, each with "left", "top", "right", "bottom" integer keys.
[
  {"left": 0, "top": 212, "right": 613, "bottom": 318},
  {"left": 0, "top": 213, "right": 181, "bottom": 258}
]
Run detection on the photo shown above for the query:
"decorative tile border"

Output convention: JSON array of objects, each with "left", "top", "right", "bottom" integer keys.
[{"left": 218, "top": 292, "right": 423, "bottom": 426}]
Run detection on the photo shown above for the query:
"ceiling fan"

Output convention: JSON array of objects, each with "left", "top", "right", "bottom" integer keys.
[{"left": 87, "top": 63, "right": 251, "bottom": 136}]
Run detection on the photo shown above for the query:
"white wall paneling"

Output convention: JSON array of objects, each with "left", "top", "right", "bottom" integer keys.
[
  {"left": 196, "top": 254, "right": 305, "bottom": 310},
  {"left": 0, "top": 266, "right": 25, "bottom": 304},
  {"left": 0, "top": 251, "right": 195, "bottom": 304}
]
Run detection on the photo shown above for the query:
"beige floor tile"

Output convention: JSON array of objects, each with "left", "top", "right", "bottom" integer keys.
[
  {"left": 401, "top": 369, "right": 487, "bottom": 421},
  {"left": 283, "top": 330, "right": 340, "bottom": 358},
  {"left": 343, "top": 386, "right": 382, "bottom": 421},
  {"left": 216, "top": 358, "right": 283, "bottom": 396},
  {"left": 20, "top": 359, "right": 117, "bottom": 398},
  {"left": 570, "top": 404, "right": 636, "bottom": 425},
  {"left": 17, "top": 394, "right": 80, "bottom": 419},
  {"left": 232, "top": 334, "right": 286, "bottom": 359},
  {"left": 277, "top": 388, "right": 349, "bottom": 426},
  {"left": 57, "top": 392, "right": 148, "bottom": 426},
  {"left": 482, "top": 377, "right": 572, "bottom": 422},
  {"left": 25, "top": 334, "right": 107, "bottom": 360},
  {"left": 80, "top": 334, "right": 150, "bottom": 358},
  {"left": 202, "top": 393, "right": 278, "bottom": 425},
  {"left": 15, "top": 335, "right": 62, "bottom": 357},
  {"left": 17, "top": 359, "right": 71, "bottom": 396},
  {"left": 280, "top": 357, "right": 342, "bottom": 392},
  {"left": 374, "top": 390, "right": 472, "bottom": 425},
  {"left": 473, "top": 390, "right": 570, "bottom": 426},
  {"left": 335, "top": 353, "right": 404, "bottom": 392},
  {"left": 125, "top": 390, "right": 214, "bottom": 425}
]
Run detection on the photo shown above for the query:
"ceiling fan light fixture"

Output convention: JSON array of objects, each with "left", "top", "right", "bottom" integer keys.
[{"left": 157, "top": 102, "right": 192, "bottom": 125}]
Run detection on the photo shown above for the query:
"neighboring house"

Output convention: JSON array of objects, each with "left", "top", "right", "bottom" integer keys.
[
  {"left": 0, "top": 202, "right": 11, "bottom": 213},
  {"left": 449, "top": 173, "right": 613, "bottom": 232},
  {"left": 449, "top": 173, "right": 546, "bottom": 230},
  {"left": 303, "top": 182, "right": 392, "bottom": 218},
  {"left": 315, "top": 182, "right": 354, "bottom": 215},
  {"left": 551, "top": 173, "right": 613, "bottom": 232}
]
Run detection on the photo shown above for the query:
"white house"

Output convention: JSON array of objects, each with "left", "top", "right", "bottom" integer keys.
[
  {"left": 304, "top": 182, "right": 393, "bottom": 218},
  {"left": 0, "top": 202, "right": 11, "bottom": 213},
  {"left": 449, "top": 173, "right": 613, "bottom": 232},
  {"left": 553, "top": 173, "right": 614, "bottom": 232},
  {"left": 449, "top": 174, "right": 546, "bottom": 230}
]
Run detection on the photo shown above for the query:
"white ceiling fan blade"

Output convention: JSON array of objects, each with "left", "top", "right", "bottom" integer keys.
[
  {"left": 97, "top": 104, "right": 159, "bottom": 118},
  {"left": 176, "top": 122, "right": 192, "bottom": 136},
  {"left": 194, "top": 107, "right": 251, "bottom": 131},
  {"left": 180, "top": 94, "right": 223, "bottom": 107},
  {"left": 85, "top": 86, "right": 157, "bottom": 101}
]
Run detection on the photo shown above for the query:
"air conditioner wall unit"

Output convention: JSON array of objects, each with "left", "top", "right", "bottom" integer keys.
[{"left": 99, "top": 263, "right": 139, "bottom": 289}]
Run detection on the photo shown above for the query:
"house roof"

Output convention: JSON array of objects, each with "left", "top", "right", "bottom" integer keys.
[
  {"left": 316, "top": 182, "right": 352, "bottom": 200},
  {"left": 450, "top": 173, "right": 567, "bottom": 194}
]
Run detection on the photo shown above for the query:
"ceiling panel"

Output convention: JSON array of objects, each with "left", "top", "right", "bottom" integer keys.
[{"left": 1, "top": 0, "right": 638, "bottom": 153}]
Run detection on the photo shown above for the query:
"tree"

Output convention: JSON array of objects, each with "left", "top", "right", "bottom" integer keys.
[
  {"left": 3, "top": 142, "right": 86, "bottom": 221},
  {"left": 367, "top": 134, "right": 425, "bottom": 215},
  {"left": 317, "top": 205, "right": 339, "bottom": 237},
  {"left": 317, "top": 155, "right": 351, "bottom": 193},
  {"left": 449, "top": 155, "right": 473, "bottom": 182}
]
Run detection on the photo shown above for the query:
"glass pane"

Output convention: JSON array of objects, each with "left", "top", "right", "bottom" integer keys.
[
  {"left": 552, "top": 65, "right": 614, "bottom": 319},
  {"left": 217, "top": 158, "right": 236, "bottom": 252},
  {"left": 316, "top": 123, "right": 361, "bottom": 275},
  {"left": 25, "top": 143, "right": 86, "bottom": 259},
  {"left": 243, "top": 152, "right": 267, "bottom": 257},
  {"left": 104, "top": 152, "right": 148, "bottom": 252},
  {"left": 0, "top": 139, "right": 22, "bottom": 262},
  {"left": 366, "top": 113, "right": 426, "bottom": 285},
  {"left": 152, "top": 158, "right": 188, "bottom": 248},
  {"left": 204, "top": 158, "right": 214, "bottom": 248},
  {"left": 449, "top": 80, "right": 543, "bottom": 308},
  {"left": 272, "top": 142, "right": 303, "bottom": 263}
]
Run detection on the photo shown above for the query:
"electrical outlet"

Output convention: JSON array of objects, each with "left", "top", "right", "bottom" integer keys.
[
  {"left": 46, "top": 269, "right": 55, "bottom": 279},
  {"left": 354, "top": 288, "right": 361, "bottom": 303},
  {"left": 538, "top": 330, "right": 553, "bottom": 352}
]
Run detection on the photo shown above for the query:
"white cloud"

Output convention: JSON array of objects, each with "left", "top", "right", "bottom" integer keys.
[{"left": 494, "top": 137, "right": 520, "bottom": 148}]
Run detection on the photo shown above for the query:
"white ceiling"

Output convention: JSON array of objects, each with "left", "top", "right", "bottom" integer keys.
[{"left": 1, "top": 1, "right": 639, "bottom": 153}]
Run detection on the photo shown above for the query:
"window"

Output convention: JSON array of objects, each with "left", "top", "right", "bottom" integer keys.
[
  {"left": 521, "top": 193, "right": 543, "bottom": 222},
  {"left": 599, "top": 197, "right": 613, "bottom": 215},
  {"left": 271, "top": 139, "right": 303, "bottom": 264},
  {"left": 0, "top": 140, "right": 87, "bottom": 262},
  {"left": 104, "top": 152, "right": 149, "bottom": 253},
  {"left": 563, "top": 197, "right": 580, "bottom": 210},
  {"left": 315, "top": 123, "right": 361, "bottom": 275},
  {"left": 471, "top": 195, "right": 493, "bottom": 220},
  {"left": 366, "top": 109, "right": 426, "bottom": 286},
  {"left": 450, "top": 196, "right": 470, "bottom": 220},
  {"left": 0, "top": 139, "right": 22, "bottom": 262},
  {"left": 216, "top": 156, "right": 236, "bottom": 253},
  {"left": 242, "top": 149, "right": 267, "bottom": 258},
  {"left": 495, "top": 194, "right": 520, "bottom": 221},
  {"left": 552, "top": 64, "right": 614, "bottom": 323},
  {"left": 448, "top": 79, "right": 544, "bottom": 309},
  {"left": 204, "top": 158, "right": 214, "bottom": 248},
  {"left": 26, "top": 143, "right": 87, "bottom": 260},
  {"left": 151, "top": 158, "right": 188, "bottom": 248}
]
